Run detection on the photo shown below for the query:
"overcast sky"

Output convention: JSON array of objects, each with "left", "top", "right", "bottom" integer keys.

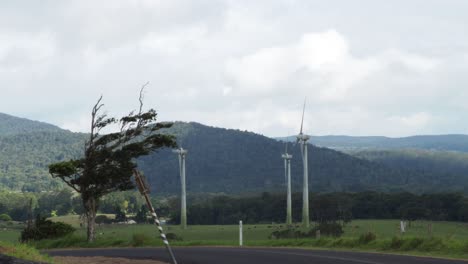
[{"left": 1, "top": 0, "right": 468, "bottom": 137}]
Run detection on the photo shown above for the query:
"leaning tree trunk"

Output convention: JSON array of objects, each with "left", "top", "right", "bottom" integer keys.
[{"left": 84, "top": 196, "right": 97, "bottom": 243}]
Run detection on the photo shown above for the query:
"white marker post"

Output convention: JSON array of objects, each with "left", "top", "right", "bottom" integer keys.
[
  {"left": 400, "top": 220, "right": 406, "bottom": 233},
  {"left": 239, "top": 220, "right": 243, "bottom": 247}
]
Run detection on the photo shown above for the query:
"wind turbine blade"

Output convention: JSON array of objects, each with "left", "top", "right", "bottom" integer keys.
[{"left": 299, "top": 97, "right": 306, "bottom": 134}]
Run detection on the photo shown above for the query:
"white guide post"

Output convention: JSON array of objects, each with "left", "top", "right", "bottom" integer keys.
[{"left": 239, "top": 220, "right": 243, "bottom": 246}]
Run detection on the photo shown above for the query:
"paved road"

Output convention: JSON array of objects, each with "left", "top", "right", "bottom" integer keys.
[
  {"left": 0, "top": 254, "right": 44, "bottom": 264},
  {"left": 46, "top": 247, "right": 467, "bottom": 264}
]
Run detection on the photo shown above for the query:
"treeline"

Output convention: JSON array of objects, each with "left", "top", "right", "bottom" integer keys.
[
  {"left": 170, "top": 192, "right": 468, "bottom": 225},
  {"left": 3, "top": 190, "right": 468, "bottom": 225},
  {"left": 0, "top": 190, "right": 170, "bottom": 221}
]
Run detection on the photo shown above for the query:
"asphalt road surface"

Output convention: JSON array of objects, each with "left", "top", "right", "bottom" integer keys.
[{"left": 45, "top": 247, "right": 468, "bottom": 264}]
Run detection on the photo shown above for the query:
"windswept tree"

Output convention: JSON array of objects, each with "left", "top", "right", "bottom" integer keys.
[{"left": 49, "top": 86, "right": 176, "bottom": 242}]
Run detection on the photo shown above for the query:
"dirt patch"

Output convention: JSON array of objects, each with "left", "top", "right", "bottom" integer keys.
[{"left": 54, "top": 256, "right": 168, "bottom": 264}]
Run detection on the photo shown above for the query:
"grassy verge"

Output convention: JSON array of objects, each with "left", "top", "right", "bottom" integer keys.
[
  {"left": 0, "top": 241, "right": 54, "bottom": 263},
  {"left": 30, "top": 232, "right": 468, "bottom": 260},
  {"left": 12, "top": 219, "right": 468, "bottom": 260}
]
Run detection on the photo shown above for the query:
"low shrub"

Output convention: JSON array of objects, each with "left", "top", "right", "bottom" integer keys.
[
  {"left": 0, "top": 213, "right": 12, "bottom": 222},
  {"left": 20, "top": 215, "right": 75, "bottom": 242},
  {"left": 401, "top": 237, "right": 424, "bottom": 251},
  {"left": 358, "top": 232, "right": 377, "bottom": 244},
  {"left": 419, "top": 237, "right": 446, "bottom": 251},
  {"left": 132, "top": 233, "right": 151, "bottom": 246},
  {"left": 166, "top": 233, "right": 183, "bottom": 241},
  {"left": 390, "top": 236, "right": 403, "bottom": 249},
  {"left": 269, "top": 229, "right": 305, "bottom": 239},
  {"left": 310, "top": 222, "right": 344, "bottom": 237}
]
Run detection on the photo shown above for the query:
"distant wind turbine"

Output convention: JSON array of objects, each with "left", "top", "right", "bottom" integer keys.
[
  {"left": 296, "top": 99, "right": 311, "bottom": 228},
  {"left": 173, "top": 147, "right": 188, "bottom": 229},
  {"left": 281, "top": 143, "right": 293, "bottom": 225}
]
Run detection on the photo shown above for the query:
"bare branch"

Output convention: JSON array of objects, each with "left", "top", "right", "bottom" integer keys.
[
  {"left": 89, "top": 96, "right": 104, "bottom": 146},
  {"left": 138, "top": 82, "right": 149, "bottom": 115}
]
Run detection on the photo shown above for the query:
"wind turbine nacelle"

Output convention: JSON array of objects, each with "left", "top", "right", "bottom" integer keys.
[
  {"left": 296, "top": 134, "right": 310, "bottom": 141},
  {"left": 173, "top": 148, "right": 188, "bottom": 155},
  {"left": 281, "top": 154, "right": 293, "bottom": 159}
]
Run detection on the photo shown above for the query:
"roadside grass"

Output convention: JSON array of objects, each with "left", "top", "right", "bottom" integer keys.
[
  {"left": 5, "top": 218, "right": 468, "bottom": 259},
  {"left": 0, "top": 241, "right": 54, "bottom": 263}
]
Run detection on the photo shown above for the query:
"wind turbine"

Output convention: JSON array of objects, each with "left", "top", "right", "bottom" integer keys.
[
  {"left": 296, "top": 99, "right": 311, "bottom": 228},
  {"left": 281, "top": 143, "right": 293, "bottom": 225},
  {"left": 173, "top": 147, "right": 188, "bottom": 229}
]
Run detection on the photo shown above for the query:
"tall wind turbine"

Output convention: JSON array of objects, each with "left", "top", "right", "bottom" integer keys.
[
  {"left": 296, "top": 99, "right": 310, "bottom": 228},
  {"left": 173, "top": 147, "right": 188, "bottom": 229},
  {"left": 281, "top": 143, "right": 293, "bottom": 225}
]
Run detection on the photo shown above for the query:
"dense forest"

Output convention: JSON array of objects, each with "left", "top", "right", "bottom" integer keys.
[
  {"left": 0, "top": 131, "right": 87, "bottom": 191},
  {"left": 139, "top": 122, "right": 444, "bottom": 194},
  {"left": 2, "top": 113, "right": 468, "bottom": 193},
  {"left": 170, "top": 192, "right": 468, "bottom": 225},
  {"left": 2, "top": 189, "right": 467, "bottom": 226}
]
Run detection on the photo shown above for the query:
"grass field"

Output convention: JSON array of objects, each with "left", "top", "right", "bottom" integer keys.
[
  {"left": 4, "top": 217, "right": 468, "bottom": 259},
  {"left": 43, "top": 216, "right": 468, "bottom": 241},
  {"left": 4, "top": 218, "right": 468, "bottom": 244}
]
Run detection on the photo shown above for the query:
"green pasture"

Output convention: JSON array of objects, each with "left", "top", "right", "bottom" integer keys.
[
  {"left": 45, "top": 217, "right": 468, "bottom": 241},
  {"left": 4, "top": 218, "right": 468, "bottom": 244},
  {"left": 4, "top": 217, "right": 468, "bottom": 259}
]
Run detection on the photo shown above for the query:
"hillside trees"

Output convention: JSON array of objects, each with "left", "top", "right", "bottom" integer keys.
[{"left": 48, "top": 88, "right": 176, "bottom": 242}]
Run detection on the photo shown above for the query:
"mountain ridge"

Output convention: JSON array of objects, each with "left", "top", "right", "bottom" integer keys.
[
  {"left": 1, "top": 113, "right": 468, "bottom": 193},
  {"left": 276, "top": 134, "right": 468, "bottom": 152},
  {"left": 0, "top": 112, "right": 63, "bottom": 136}
]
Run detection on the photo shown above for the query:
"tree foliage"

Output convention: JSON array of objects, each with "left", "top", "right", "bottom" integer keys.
[{"left": 48, "top": 88, "right": 176, "bottom": 242}]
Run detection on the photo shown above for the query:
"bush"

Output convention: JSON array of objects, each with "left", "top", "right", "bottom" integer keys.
[
  {"left": 0, "top": 213, "right": 12, "bottom": 221},
  {"left": 390, "top": 236, "right": 403, "bottom": 249},
  {"left": 166, "top": 233, "right": 183, "bottom": 241},
  {"left": 132, "top": 233, "right": 151, "bottom": 246},
  {"left": 269, "top": 229, "right": 305, "bottom": 239},
  {"left": 358, "top": 232, "right": 377, "bottom": 244},
  {"left": 419, "top": 237, "right": 446, "bottom": 251},
  {"left": 310, "top": 222, "right": 344, "bottom": 237},
  {"left": 21, "top": 215, "right": 75, "bottom": 242},
  {"left": 401, "top": 237, "right": 424, "bottom": 251}
]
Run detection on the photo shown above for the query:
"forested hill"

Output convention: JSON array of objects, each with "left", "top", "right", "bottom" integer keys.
[
  {"left": 277, "top": 134, "right": 468, "bottom": 152},
  {"left": 0, "top": 113, "right": 87, "bottom": 191},
  {"left": 1, "top": 113, "right": 467, "bottom": 194},
  {"left": 138, "top": 122, "right": 455, "bottom": 194},
  {"left": 0, "top": 113, "right": 62, "bottom": 136}
]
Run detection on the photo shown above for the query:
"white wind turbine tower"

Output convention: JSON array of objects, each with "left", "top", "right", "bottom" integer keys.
[
  {"left": 296, "top": 99, "right": 311, "bottom": 228},
  {"left": 281, "top": 143, "right": 293, "bottom": 225},
  {"left": 173, "top": 147, "right": 188, "bottom": 229}
]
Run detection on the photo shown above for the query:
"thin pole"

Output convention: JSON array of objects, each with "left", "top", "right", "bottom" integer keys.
[
  {"left": 181, "top": 153, "right": 187, "bottom": 229},
  {"left": 239, "top": 220, "right": 243, "bottom": 246},
  {"left": 286, "top": 158, "right": 292, "bottom": 225},
  {"left": 134, "top": 170, "right": 178, "bottom": 264},
  {"left": 302, "top": 142, "right": 309, "bottom": 228}
]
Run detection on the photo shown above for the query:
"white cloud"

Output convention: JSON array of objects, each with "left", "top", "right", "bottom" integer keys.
[
  {"left": 0, "top": 0, "right": 467, "bottom": 137},
  {"left": 224, "top": 30, "right": 437, "bottom": 106},
  {"left": 0, "top": 31, "right": 56, "bottom": 73}
]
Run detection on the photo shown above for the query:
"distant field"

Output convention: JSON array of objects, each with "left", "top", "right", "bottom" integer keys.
[
  {"left": 0, "top": 221, "right": 24, "bottom": 243},
  {"left": 47, "top": 216, "right": 468, "bottom": 241},
  {"left": 3, "top": 217, "right": 467, "bottom": 243}
]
